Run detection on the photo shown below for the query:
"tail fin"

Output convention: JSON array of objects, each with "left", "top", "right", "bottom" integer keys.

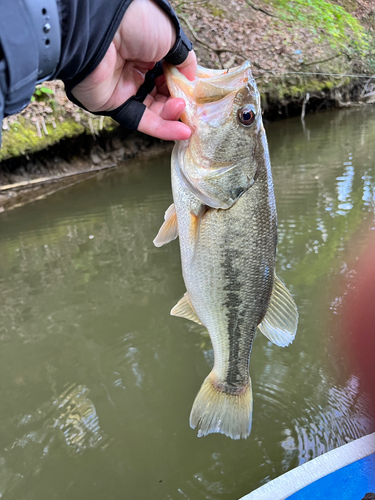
[{"left": 189, "top": 373, "right": 252, "bottom": 440}]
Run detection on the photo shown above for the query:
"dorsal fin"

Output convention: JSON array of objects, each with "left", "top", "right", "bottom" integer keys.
[
  {"left": 258, "top": 275, "right": 298, "bottom": 347},
  {"left": 171, "top": 293, "right": 202, "bottom": 325},
  {"left": 153, "top": 204, "right": 178, "bottom": 247}
]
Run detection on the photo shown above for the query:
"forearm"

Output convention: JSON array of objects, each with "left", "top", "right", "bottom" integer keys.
[{"left": 0, "top": 0, "right": 194, "bottom": 145}]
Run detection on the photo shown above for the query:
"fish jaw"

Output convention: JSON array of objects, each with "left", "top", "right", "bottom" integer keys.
[{"left": 164, "top": 63, "right": 196, "bottom": 130}]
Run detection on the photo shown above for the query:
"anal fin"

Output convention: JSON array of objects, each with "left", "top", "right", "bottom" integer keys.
[
  {"left": 258, "top": 274, "right": 298, "bottom": 347},
  {"left": 153, "top": 203, "right": 178, "bottom": 247},
  {"left": 171, "top": 293, "right": 202, "bottom": 325}
]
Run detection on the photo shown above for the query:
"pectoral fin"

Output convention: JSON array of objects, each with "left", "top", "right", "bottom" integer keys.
[
  {"left": 153, "top": 204, "right": 178, "bottom": 247},
  {"left": 258, "top": 275, "right": 298, "bottom": 347},
  {"left": 171, "top": 293, "right": 203, "bottom": 325}
]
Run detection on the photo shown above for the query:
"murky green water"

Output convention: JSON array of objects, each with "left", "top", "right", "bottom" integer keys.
[{"left": 0, "top": 107, "right": 374, "bottom": 500}]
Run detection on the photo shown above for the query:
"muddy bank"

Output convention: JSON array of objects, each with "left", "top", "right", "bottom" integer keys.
[
  {"left": 0, "top": 0, "right": 374, "bottom": 209},
  {"left": 0, "top": 129, "right": 172, "bottom": 212}
]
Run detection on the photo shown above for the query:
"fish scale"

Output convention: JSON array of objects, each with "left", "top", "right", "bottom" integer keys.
[{"left": 173, "top": 138, "right": 276, "bottom": 386}]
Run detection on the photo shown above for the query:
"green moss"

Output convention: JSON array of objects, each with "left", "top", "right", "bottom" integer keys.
[
  {"left": 210, "top": 6, "right": 225, "bottom": 17},
  {"left": 265, "top": 0, "right": 369, "bottom": 53},
  {"left": 258, "top": 77, "right": 338, "bottom": 102},
  {"left": 0, "top": 114, "right": 117, "bottom": 162}
]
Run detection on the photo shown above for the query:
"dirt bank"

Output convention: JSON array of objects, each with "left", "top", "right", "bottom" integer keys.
[
  {"left": 0, "top": 129, "right": 172, "bottom": 212},
  {"left": 0, "top": 0, "right": 374, "bottom": 209}
]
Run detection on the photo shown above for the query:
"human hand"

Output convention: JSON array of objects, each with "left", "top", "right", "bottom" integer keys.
[{"left": 71, "top": 0, "right": 196, "bottom": 141}]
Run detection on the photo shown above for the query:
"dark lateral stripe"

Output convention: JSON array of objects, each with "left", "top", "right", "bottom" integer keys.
[{"left": 221, "top": 248, "right": 249, "bottom": 387}]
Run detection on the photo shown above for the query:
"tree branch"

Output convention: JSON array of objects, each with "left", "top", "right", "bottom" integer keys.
[
  {"left": 302, "top": 53, "right": 342, "bottom": 67},
  {"left": 174, "top": 0, "right": 208, "bottom": 11},
  {"left": 244, "top": 0, "right": 278, "bottom": 18}
]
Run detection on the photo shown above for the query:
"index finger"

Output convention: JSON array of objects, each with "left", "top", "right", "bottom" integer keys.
[{"left": 137, "top": 99, "right": 191, "bottom": 141}]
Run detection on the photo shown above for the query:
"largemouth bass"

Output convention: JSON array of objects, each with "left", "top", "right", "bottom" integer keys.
[{"left": 154, "top": 61, "right": 298, "bottom": 440}]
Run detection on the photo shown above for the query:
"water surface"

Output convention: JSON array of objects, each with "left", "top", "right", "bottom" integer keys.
[{"left": 0, "top": 107, "right": 374, "bottom": 499}]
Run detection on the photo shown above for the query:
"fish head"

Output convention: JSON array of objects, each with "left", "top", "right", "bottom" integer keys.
[{"left": 165, "top": 61, "right": 268, "bottom": 209}]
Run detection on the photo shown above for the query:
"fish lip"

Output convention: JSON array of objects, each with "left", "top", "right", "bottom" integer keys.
[
  {"left": 164, "top": 59, "right": 255, "bottom": 102},
  {"left": 195, "top": 60, "right": 252, "bottom": 83}
]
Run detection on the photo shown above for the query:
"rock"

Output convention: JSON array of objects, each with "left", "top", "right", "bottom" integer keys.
[
  {"left": 90, "top": 150, "right": 102, "bottom": 165},
  {"left": 111, "top": 137, "right": 123, "bottom": 150}
]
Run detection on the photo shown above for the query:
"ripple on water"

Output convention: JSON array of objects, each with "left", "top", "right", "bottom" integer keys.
[{"left": 257, "top": 372, "right": 373, "bottom": 469}]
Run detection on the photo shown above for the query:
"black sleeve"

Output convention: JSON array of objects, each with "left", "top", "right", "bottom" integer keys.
[
  {"left": 0, "top": 59, "right": 6, "bottom": 148},
  {"left": 0, "top": 0, "right": 40, "bottom": 118},
  {"left": 0, "top": 0, "right": 132, "bottom": 126},
  {"left": 0, "top": 0, "right": 193, "bottom": 144},
  {"left": 54, "top": 0, "right": 133, "bottom": 87}
]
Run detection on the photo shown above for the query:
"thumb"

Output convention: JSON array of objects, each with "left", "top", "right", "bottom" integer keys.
[{"left": 175, "top": 51, "right": 197, "bottom": 81}]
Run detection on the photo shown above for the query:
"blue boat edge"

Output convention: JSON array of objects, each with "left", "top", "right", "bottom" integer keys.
[{"left": 240, "top": 432, "right": 375, "bottom": 500}]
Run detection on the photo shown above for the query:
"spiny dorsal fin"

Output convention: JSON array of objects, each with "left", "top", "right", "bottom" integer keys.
[
  {"left": 153, "top": 204, "right": 178, "bottom": 247},
  {"left": 170, "top": 293, "right": 202, "bottom": 325},
  {"left": 258, "top": 275, "right": 298, "bottom": 347}
]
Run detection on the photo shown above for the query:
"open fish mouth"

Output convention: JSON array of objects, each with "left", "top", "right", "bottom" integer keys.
[{"left": 164, "top": 61, "right": 258, "bottom": 128}]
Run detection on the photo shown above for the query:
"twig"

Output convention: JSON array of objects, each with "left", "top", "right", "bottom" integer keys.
[
  {"left": 41, "top": 117, "right": 48, "bottom": 135},
  {"left": 362, "top": 90, "right": 375, "bottom": 99},
  {"left": 315, "top": 99, "right": 327, "bottom": 113},
  {"left": 174, "top": 0, "right": 208, "bottom": 10},
  {"left": 179, "top": 13, "right": 218, "bottom": 51},
  {"left": 360, "top": 90, "right": 375, "bottom": 103},
  {"left": 360, "top": 77, "right": 375, "bottom": 97},
  {"left": 301, "top": 92, "right": 310, "bottom": 121},
  {"left": 88, "top": 117, "right": 97, "bottom": 139},
  {"left": 244, "top": 0, "right": 278, "bottom": 18},
  {"left": 0, "top": 164, "right": 117, "bottom": 192},
  {"left": 2, "top": 117, "right": 9, "bottom": 131},
  {"left": 179, "top": 13, "right": 251, "bottom": 66},
  {"left": 302, "top": 53, "right": 342, "bottom": 67},
  {"left": 35, "top": 120, "right": 42, "bottom": 138},
  {"left": 334, "top": 89, "right": 351, "bottom": 108}
]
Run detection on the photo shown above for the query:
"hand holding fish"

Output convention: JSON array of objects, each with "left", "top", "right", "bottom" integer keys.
[
  {"left": 71, "top": 0, "right": 197, "bottom": 141},
  {"left": 154, "top": 61, "right": 298, "bottom": 439}
]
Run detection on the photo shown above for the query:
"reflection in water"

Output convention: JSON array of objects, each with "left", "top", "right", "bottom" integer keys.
[
  {"left": 255, "top": 352, "right": 373, "bottom": 470},
  {"left": 0, "top": 384, "right": 107, "bottom": 498},
  {"left": 13, "top": 384, "right": 107, "bottom": 455},
  {"left": 0, "top": 109, "right": 373, "bottom": 499},
  {"left": 294, "top": 376, "right": 371, "bottom": 465},
  {"left": 49, "top": 384, "right": 107, "bottom": 453}
]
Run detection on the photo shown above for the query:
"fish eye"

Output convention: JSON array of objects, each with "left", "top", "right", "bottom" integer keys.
[{"left": 238, "top": 105, "right": 256, "bottom": 127}]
